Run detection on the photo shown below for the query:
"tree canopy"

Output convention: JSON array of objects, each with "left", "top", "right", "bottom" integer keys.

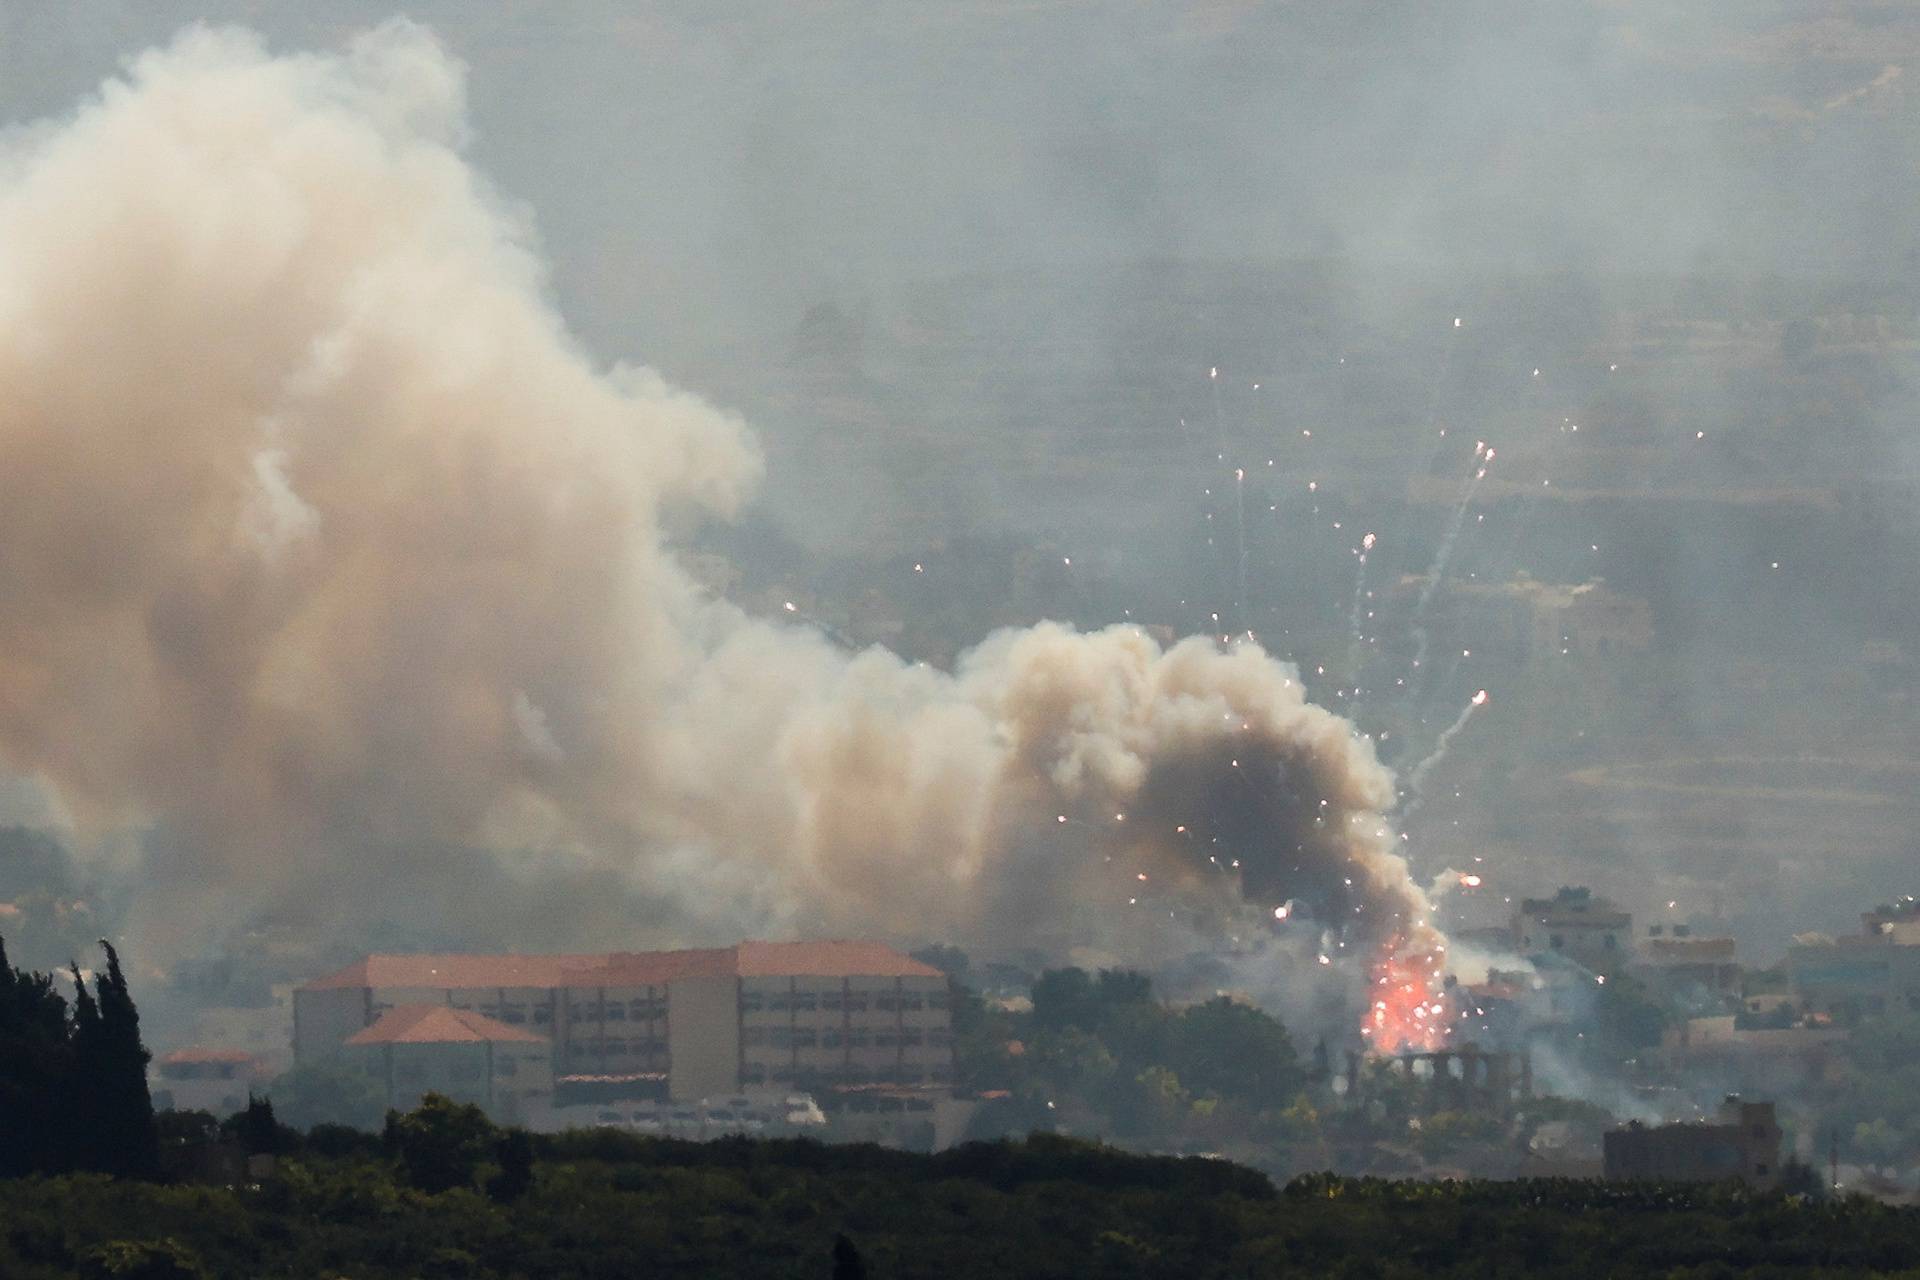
[{"left": 0, "top": 936, "right": 156, "bottom": 1179}]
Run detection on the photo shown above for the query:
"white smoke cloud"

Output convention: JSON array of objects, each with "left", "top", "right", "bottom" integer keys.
[{"left": 0, "top": 21, "right": 1443, "bottom": 995}]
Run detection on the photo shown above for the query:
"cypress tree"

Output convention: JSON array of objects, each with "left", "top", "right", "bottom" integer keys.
[
  {"left": 0, "top": 937, "right": 72, "bottom": 1175},
  {"left": 93, "top": 941, "right": 159, "bottom": 1178},
  {"left": 236, "top": 1093, "right": 280, "bottom": 1156},
  {"left": 68, "top": 959, "right": 106, "bottom": 1172}
]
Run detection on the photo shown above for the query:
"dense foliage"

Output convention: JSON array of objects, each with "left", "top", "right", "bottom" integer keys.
[
  {"left": 955, "top": 964, "right": 1311, "bottom": 1151},
  {"left": 1804, "top": 1014, "right": 1920, "bottom": 1173},
  {"left": 0, "top": 936, "right": 156, "bottom": 1179},
  {"left": 2, "top": 1123, "right": 1918, "bottom": 1279},
  {"left": 262, "top": 1057, "right": 388, "bottom": 1133}
]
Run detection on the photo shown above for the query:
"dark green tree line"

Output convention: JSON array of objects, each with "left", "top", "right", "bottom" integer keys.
[{"left": 0, "top": 936, "right": 157, "bottom": 1178}]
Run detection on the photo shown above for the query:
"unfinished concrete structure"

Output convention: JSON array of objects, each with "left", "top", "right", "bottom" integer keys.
[{"left": 1345, "top": 1043, "right": 1532, "bottom": 1116}]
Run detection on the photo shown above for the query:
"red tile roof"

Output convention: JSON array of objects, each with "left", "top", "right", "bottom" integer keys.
[
  {"left": 346, "top": 1005, "right": 546, "bottom": 1047},
  {"left": 734, "top": 940, "right": 941, "bottom": 979},
  {"left": 304, "top": 942, "right": 941, "bottom": 992}
]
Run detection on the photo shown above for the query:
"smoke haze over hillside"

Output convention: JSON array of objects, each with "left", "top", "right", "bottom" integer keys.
[
  {"left": 0, "top": 21, "right": 1450, "bottom": 1036},
  {"left": 0, "top": 4, "right": 1917, "bottom": 995}
]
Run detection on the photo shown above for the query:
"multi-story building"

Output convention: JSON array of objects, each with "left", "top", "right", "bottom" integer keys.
[
  {"left": 1512, "top": 887, "right": 1632, "bottom": 977},
  {"left": 1786, "top": 900, "right": 1920, "bottom": 1022},
  {"left": 1659, "top": 1016, "right": 1846, "bottom": 1096},
  {"left": 1634, "top": 926, "right": 1741, "bottom": 999},
  {"left": 294, "top": 941, "right": 953, "bottom": 1104},
  {"left": 1861, "top": 898, "right": 1920, "bottom": 942}
]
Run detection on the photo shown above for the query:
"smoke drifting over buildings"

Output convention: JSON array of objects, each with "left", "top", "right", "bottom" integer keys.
[{"left": 0, "top": 24, "right": 1438, "bottom": 1000}]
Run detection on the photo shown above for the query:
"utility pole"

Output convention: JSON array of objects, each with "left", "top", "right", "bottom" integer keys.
[{"left": 1830, "top": 1128, "right": 1839, "bottom": 1194}]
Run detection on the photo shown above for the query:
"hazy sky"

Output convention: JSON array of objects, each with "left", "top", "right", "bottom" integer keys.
[
  {"left": 3, "top": 3, "right": 1915, "bottom": 369},
  {"left": 0, "top": 4, "right": 1915, "bottom": 969}
]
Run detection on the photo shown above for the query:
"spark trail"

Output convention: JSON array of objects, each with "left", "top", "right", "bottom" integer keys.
[
  {"left": 1399, "top": 689, "right": 1489, "bottom": 826},
  {"left": 1234, "top": 466, "right": 1248, "bottom": 624},
  {"left": 1344, "top": 531, "right": 1377, "bottom": 680},
  {"left": 1407, "top": 444, "right": 1494, "bottom": 703}
]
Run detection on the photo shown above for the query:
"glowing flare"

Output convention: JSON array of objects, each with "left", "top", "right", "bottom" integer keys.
[{"left": 1361, "top": 935, "right": 1453, "bottom": 1053}]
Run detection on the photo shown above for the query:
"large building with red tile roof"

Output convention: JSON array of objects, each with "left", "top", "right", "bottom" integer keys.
[
  {"left": 344, "top": 1005, "right": 552, "bottom": 1119},
  {"left": 294, "top": 941, "right": 953, "bottom": 1104}
]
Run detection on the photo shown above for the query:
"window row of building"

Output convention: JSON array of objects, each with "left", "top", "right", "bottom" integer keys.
[
  {"left": 741, "top": 990, "right": 949, "bottom": 1013},
  {"left": 557, "top": 998, "right": 668, "bottom": 1021},
  {"left": 565, "top": 1039, "right": 667, "bottom": 1058},
  {"left": 742, "top": 1026, "right": 952, "bottom": 1049}
]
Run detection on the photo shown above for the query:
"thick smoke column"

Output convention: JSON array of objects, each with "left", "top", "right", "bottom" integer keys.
[{"left": 0, "top": 23, "right": 1446, "bottom": 1024}]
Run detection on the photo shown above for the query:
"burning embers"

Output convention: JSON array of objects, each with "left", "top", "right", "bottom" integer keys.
[{"left": 1363, "top": 934, "right": 1453, "bottom": 1053}]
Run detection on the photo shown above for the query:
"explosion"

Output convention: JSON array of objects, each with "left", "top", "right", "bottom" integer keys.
[
  {"left": 0, "top": 20, "right": 1453, "bottom": 1040},
  {"left": 1364, "top": 934, "right": 1453, "bottom": 1053}
]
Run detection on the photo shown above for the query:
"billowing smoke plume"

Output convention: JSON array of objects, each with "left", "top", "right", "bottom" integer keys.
[{"left": 0, "top": 22, "right": 1443, "bottom": 1020}]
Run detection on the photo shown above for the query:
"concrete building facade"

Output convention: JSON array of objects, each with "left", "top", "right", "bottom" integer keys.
[
  {"left": 1786, "top": 900, "right": 1920, "bottom": 1022},
  {"left": 1513, "top": 887, "right": 1632, "bottom": 976},
  {"left": 1635, "top": 928, "right": 1741, "bottom": 998},
  {"left": 1603, "top": 1098, "right": 1783, "bottom": 1187},
  {"left": 294, "top": 941, "right": 952, "bottom": 1104}
]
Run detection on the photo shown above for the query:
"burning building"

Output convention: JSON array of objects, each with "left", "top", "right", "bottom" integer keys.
[{"left": 1343, "top": 1042, "right": 1531, "bottom": 1117}]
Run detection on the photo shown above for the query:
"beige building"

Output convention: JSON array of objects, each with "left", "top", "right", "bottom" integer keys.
[
  {"left": 1634, "top": 927, "right": 1741, "bottom": 997},
  {"left": 347, "top": 1005, "right": 551, "bottom": 1123},
  {"left": 1785, "top": 899, "right": 1920, "bottom": 1023},
  {"left": 295, "top": 941, "right": 953, "bottom": 1104},
  {"left": 1661, "top": 1016, "right": 1846, "bottom": 1093},
  {"left": 1512, "top": 887, "right": 1633, "bottom": 977}
]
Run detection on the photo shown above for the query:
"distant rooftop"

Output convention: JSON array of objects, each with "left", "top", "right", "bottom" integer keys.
[
  {"left": 304, "top": 941, "right": 943, "bottom": 992},
  {"left": 157, "top": 1047, "right": 257, "bottom": 1065},
  {"left": 1642, "top": 937, "right": 1737, "bottom": 963},
  {"left": 346, "top": 1005, "right": 545, "bottom": 1047},
  {"left": 1518, "top": 887, "right": 1630, "bottom": 923}
]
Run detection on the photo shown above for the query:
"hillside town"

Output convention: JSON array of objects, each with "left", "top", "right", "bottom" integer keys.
[{"left": 102, "top": 880, "right": 1917, "bottom": 1197}]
